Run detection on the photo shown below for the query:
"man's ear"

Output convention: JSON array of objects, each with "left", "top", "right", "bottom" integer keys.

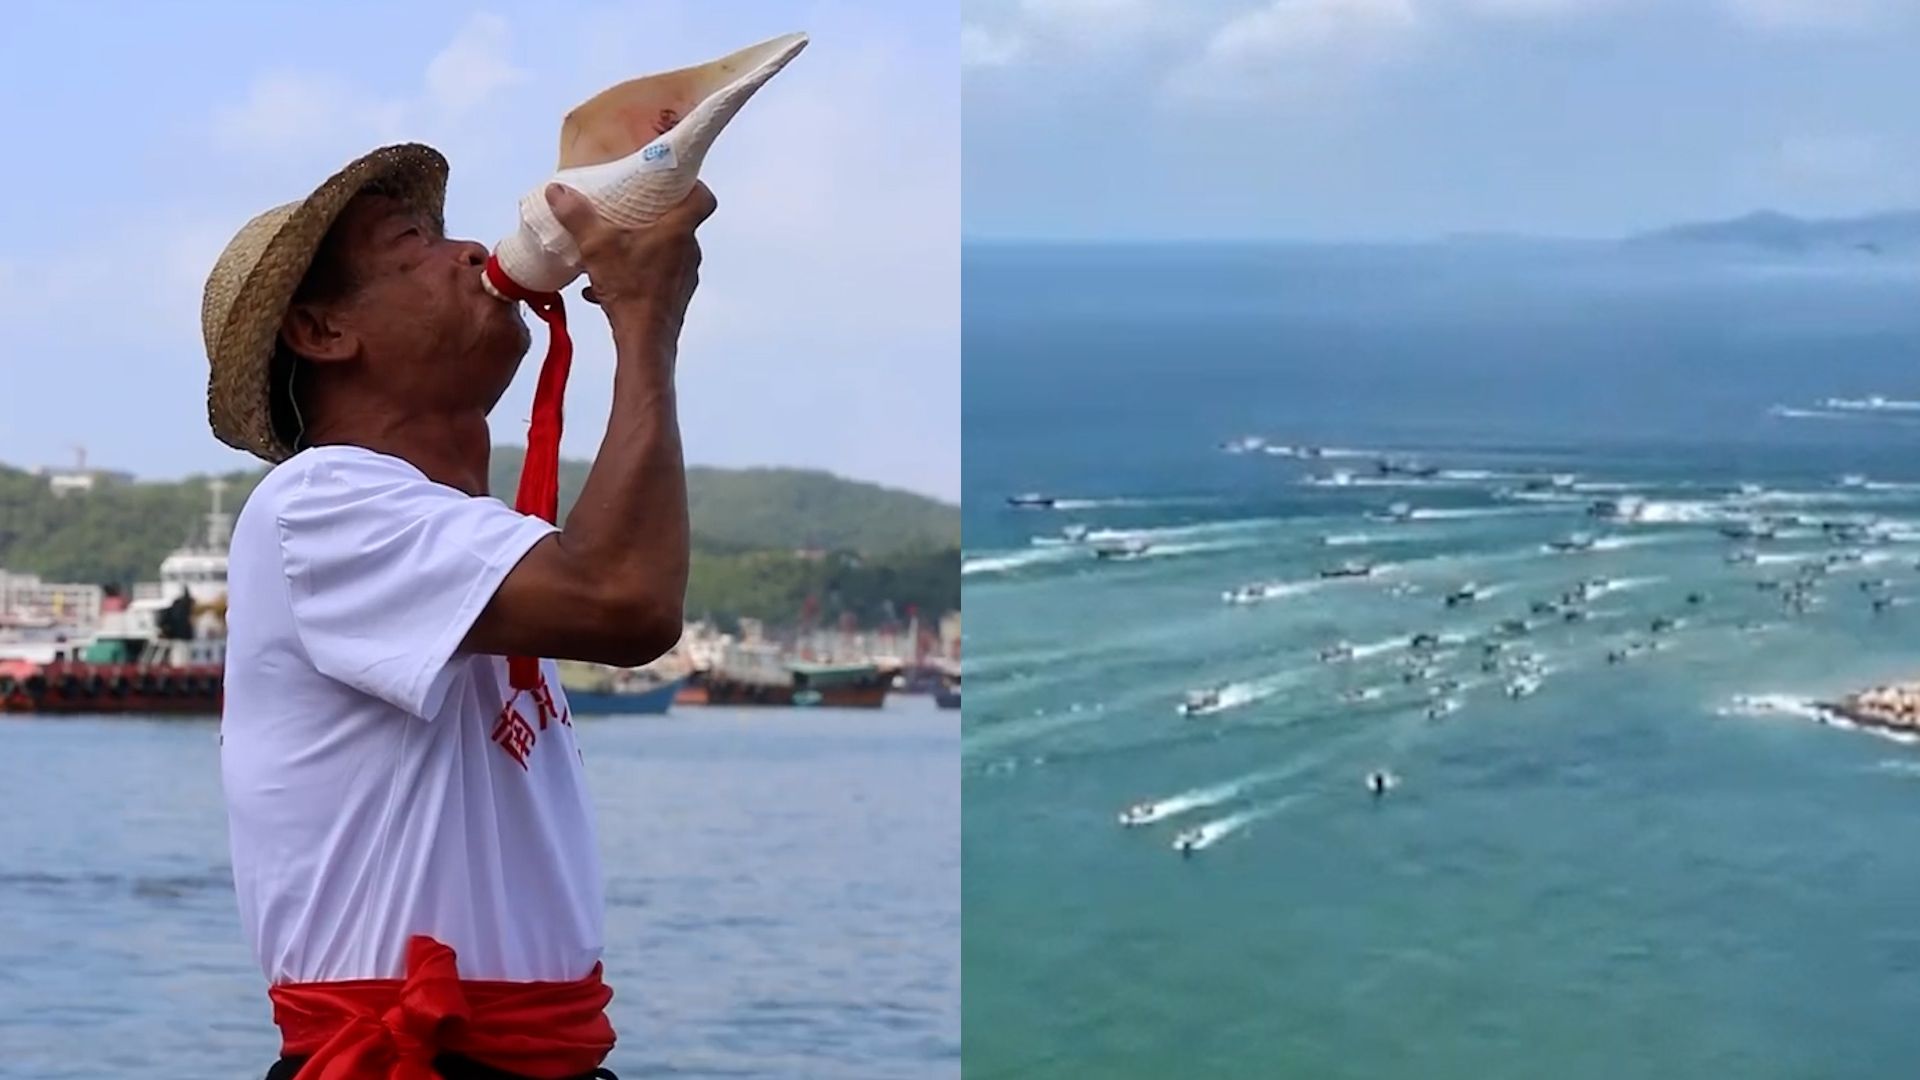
[{"left": 279, "top": 303, "right": 359, "bottom": 365}]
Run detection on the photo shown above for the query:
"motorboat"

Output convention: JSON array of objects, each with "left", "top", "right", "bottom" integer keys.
[
  {"left": 1505, "top": 676, "right": 1542, "bottom": 699},
  {"left": 1319, "top": 560, "right": 1375, "bottom": 580},
  {"left": 1318, "top": 641, "right": 1357, "bottom": 663},
  {"left": 1006, "top": 492, "right": 1057, "bottom": 508},
  {"left": 1370, "top": 502, "right": 1416, "bottom": 524},
  {"left": 1587, "top": 495, "right": 1647, "bottom": 523},
  {"left": 1444, "top": 583, "right": 1483, "bottom": 608},
  {"left": 1118, "top": 802, "right": 1159, "bottom": 827},
  {"left": 1177, "top": 687, "right": 1225, "bottom": 717},
  {"left": 1545, "top": 532, "right": 1597, "bottom": 554},
  {"left": 1093, "top": 537, "right": 1151, "bottom": 560}
]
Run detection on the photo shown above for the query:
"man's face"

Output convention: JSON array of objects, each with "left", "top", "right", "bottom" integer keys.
[{"left": 323, "top": 192, "right": 531, "bottom": 411}]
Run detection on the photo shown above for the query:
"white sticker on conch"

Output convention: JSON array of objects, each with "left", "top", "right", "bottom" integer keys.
[{"left": 638, "top": 142, "right": 677, "bottom": 172}]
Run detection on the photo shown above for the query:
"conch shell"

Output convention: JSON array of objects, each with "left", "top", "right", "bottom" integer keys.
[{"left": 486, "top": 31, "right": 808, "bottom": 296}]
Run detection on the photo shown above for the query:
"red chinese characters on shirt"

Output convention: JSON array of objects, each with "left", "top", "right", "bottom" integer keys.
[{"left": 491, "top": 669, "right": 570, "bottom": 770}]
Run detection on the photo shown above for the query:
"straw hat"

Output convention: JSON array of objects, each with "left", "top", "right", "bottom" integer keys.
[{"left": 200, "top": 143, "right": 449, "bottom": 463}]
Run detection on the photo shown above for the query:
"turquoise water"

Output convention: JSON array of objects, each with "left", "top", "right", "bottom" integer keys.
[
  {"left": 963, "top": 243, "right": 1920, "bottom": 1078},
  {"left": 0, "top": 702, "right": 958, "bottom": 1079}
]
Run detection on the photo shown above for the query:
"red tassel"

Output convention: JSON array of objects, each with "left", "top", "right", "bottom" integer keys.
[{"left": 484, "top": 255, "right": 571, "bottom": 690}]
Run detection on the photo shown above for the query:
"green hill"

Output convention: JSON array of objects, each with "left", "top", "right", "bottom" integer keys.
[{"left": 0, "top": 450, "right": 958, "bottom": 628}]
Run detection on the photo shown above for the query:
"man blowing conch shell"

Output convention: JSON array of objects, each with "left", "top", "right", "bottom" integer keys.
[{"left": 201, "top": 141, "right": 714, "bottom": 1079}]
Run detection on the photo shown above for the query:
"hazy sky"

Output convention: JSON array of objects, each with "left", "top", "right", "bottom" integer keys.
[
  {"left": 0, "top": 0, "right": 957, "bottom": 500},
  {"left": 964, "top": 0, "right": 1920, "bottom": 241}
]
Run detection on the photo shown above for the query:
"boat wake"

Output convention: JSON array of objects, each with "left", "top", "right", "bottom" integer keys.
[
  {"left": 1174, "top": 799, "right": 1299, "bottom": 853},
  {"left": 1118, "top": 768, "right": 1300, "bottom": 826},
  {"left": 1410, "top": 506, "right": 1562, "bottom": 521},
  {"left": 1223, "top": 579, "right": 1323, "bottom": 605},
  {"left": 963, "top": 547, "right": 1080, "bottom": 577}
]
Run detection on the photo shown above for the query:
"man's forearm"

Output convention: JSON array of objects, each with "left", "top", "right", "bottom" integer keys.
[{"left": 559, "top": 314, "right": 691, "bottom": 624}]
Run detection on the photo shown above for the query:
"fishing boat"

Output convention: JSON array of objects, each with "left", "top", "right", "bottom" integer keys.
[
  {"left": 933, "top": 674, "right": 960, "bottom": 710},
  {"left": 555, "top": 660, "right": 686, "bottom": 715},
  {"left": 789, "top": 660, "right": 892, "bottom": 708}
]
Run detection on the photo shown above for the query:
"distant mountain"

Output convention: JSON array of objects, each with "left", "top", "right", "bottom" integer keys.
[
  {"left": 1629, "top": 209, "right": 1920, "bottom": 255},
  {"left": 0, "top": 451, "right": 958, "bottom": 627}
]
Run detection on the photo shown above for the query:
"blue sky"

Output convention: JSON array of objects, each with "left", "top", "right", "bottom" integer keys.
[
  {"left": 963, "top": 0, "right": 1920, "bottom": 242},
  {"left": 0, "top": 0, "right": 957, "bottom": 500}
]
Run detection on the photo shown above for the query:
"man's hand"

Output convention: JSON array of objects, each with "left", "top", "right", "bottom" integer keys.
[{"left": 544, "top": 182, "right": 716, "bottom": 341}]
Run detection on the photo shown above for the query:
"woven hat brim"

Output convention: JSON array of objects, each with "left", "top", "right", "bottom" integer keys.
[{"left": 202, "top": 143, "right": 450, "bottom": 463}]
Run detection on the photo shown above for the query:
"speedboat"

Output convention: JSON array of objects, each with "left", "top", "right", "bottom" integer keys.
[
  {"left": 1341, "top": 686, "right": 1386, "bottom": 704},
  {"left": 1117, "top": 802, "right": 1160, "bottom": 827},
  {"left": 1030, "top": 523, "right": 1091, "bottom": 547},
  {"left": 1370, "top": 502, "right": 1416, "bottom": 524},
  {"left": 1222, "top": 583, "right": 1270, "bottom": 605},
  {"left": 1172, "top": 827, "right": 1205, "bottom": 856},
  {"left": 1319, "top": 560, "right": 1374, "bottom": 580},
  {"left": 1425, "top": 697, "right": 1461, "bottom": 720},
  {"left": 1839, "top": 473, "right": 1868, "bottom": 488},
  {"left": 1720, "top": 520, "right": 1777, "bottom": 542},
  {"left": 1505, "top": 676, "right": 1542, "bottom": 699},
  {"left": 1007, "top": 492, "right": 1056, "bottom": 508},
  {"left": 1650, "top": 616, "right": 1679, "bottom": 634},
  {"left": 1177, "top": 687, "right": 1225, "bottom": 717},
  {"left": 1376, "top": 458, "right": 1439, "bottom": 479},
  {"left": 1220, "top": 436, "right": 1267, "bottom": 454},
  {"left": 1409, "top": 631, "right": 1442, "bottom": 651},
  {"left": 1266, "top": 443, "right": 1324, "bottom": 459},
  {"left": 1545, "top": 532, "right": 1596, "bottom": 554},
  {"left": 1725, "top": 548, "right": 1759, "bottom": 566},
  {"left": 1587, "top": 495, "right": 1647, "bottom": 523},
  {"left": 1318, "top": 641, "right": 1356, "bottom": 664},
  {"left": 1093, "top": 537, "right": 1151, "bottom": 560},
  {"left": 1499, "top": 618, "right": 1532, "bottom": 637},
  {"left": 1444, "top": 583, "right": 1483, "bottom": 608}
]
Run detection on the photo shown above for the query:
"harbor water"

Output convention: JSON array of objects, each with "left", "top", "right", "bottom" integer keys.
[{"left": 0, "top": 699, "right": 958, "bottom": 1079}]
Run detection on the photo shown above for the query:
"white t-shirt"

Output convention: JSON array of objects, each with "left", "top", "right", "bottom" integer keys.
[{"left": 220, "top": 445, "right": 605, "bottom": 985}]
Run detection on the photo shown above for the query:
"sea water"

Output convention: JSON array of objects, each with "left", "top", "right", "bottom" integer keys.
[{"left": 963, "top": 241, "right": 1920, "bottom": 1078}]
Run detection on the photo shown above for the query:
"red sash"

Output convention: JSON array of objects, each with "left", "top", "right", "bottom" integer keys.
[{"left": 267, "top": 936, "right": 614, "bottom": 1079}]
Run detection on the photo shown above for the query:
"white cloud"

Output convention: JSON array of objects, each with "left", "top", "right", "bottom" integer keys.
[
  {"left": 1018, "top": 0, "right": 1163, "bottom": 38},
  {"left": 1204, "top": 0, "right": 1418, "bottom": 62},
  {"left": 212, "top": 72, "right": 407, "bottom": 154},
  {"left": 962, "top": 24, "right": 1026, "bottom": 68},
  {"left": 425, "top": 13, "right": 529, "bottom": 113},
  {"left": 1165, "top": 0, "right": 1419, "bottom": 103},
  {"left": 212, "top": 12, "right": 526, "bottom": 157},
  {"left": 1451, "top": 0, "right": 1619, "bottom": 15},
  {"left": 1719, "top": 0, "right": 1895, "bottom": 31}
]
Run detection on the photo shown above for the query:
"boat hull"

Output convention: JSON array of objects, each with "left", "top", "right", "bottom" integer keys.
[
  {"left": 564, "top": 676, "right": 685, "bottom": 715},
  {"left": 0, "top": 660, "right": 224, "bottom": 715}
]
